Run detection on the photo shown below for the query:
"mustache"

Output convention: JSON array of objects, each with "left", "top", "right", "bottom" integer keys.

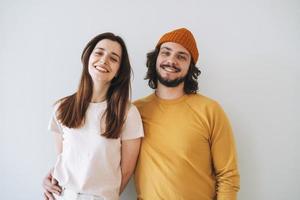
[{"left": 160, "top": 64, "right": 181, "bottom": 72}]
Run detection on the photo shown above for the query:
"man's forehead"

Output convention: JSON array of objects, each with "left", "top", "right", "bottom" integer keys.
[{"left": 160, "top": 42, "right": 190, "bottom": 55}]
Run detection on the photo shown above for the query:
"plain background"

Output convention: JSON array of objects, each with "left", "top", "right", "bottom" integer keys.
[{"left": 1, "top": 0, "right": 299, "bottom": 199}]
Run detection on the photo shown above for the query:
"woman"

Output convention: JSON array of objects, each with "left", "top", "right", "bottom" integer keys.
[{"left": 43, "top": 32, "right": 144, "bottom": 200}]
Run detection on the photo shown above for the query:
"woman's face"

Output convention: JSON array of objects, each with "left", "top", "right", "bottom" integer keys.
[{"left": 88, "top": 39, "right": 122, "bottom": 84}]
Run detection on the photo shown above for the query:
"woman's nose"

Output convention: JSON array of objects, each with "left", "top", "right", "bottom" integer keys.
[{"left": 99, "top": 55, "right": 108, "bottom": 65}]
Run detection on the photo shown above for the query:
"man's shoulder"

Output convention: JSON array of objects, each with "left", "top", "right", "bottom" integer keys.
[
  {"left": 186, "top": 93, "right": 218, "bottom": 107},
  {"left": 133, "top": 93, "right": 155, "bottom": 108},
  {"left": 186, "top": 93, "right": 227, "bottom": 116}
]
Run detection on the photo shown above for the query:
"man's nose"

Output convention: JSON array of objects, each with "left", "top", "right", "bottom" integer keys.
[{"left": 166, "top": 55, "right": 177, "bottom": 66}]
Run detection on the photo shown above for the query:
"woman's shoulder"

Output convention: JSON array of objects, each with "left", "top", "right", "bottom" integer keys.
[
  {"left": 51, "top": 95, "right": 71, "bottom": 112},
  {"left": 126, "top": 102, "right": 140, "bottom": 116},
  {"left": 121, "top": 102, "right": 144, "bottom": 140}
]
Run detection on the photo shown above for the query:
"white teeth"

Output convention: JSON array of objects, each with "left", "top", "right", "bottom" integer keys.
[
  {"left": 163, "top": 66, "right": 176, "bottom": 72},
  {"left": 95, "top": 66, "right": 108, "bottom": 73}
]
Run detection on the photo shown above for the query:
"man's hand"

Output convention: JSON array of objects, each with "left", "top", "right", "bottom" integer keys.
[{"left": 42, "top": 169, "right": 62, "bottom": 200}]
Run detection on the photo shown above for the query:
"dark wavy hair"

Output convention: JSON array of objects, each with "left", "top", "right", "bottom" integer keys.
[
  {"left": 145, "top": 46, "right": 201, "bottom": 94},
  {"left": 55, "top": 32, "right": 132, "bottom": 139}
]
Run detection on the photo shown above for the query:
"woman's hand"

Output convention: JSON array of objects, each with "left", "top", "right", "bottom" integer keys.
[{"left": 42, "top": 169, "right": 62, "bottom": 200}]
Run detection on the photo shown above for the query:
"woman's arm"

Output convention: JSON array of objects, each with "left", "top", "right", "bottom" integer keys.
[
  {"left": 119, "top": 138, "right": 141, "bottom": 194},
  {"left": 53, "top": 131, "right": 63, "bottom": 155},
  {"left": 43, "top": 132, "right": 63, "bottom": 200}
]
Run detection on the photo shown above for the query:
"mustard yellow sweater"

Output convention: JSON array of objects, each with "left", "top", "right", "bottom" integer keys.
[{"left": 134, "top": 93, "right": 240, "bottom": 200}]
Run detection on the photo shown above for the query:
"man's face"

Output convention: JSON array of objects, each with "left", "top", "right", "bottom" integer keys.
[{"left": 156, "top": 42, "right": 191, "bottom": 87}]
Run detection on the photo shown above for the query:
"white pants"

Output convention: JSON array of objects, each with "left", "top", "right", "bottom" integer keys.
[{"left": 54, "top": 188, "right": 104, "bottom": 200}]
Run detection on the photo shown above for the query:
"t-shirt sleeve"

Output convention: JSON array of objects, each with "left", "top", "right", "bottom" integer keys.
[
  {"left": 48, "top": 104, "right": 64, "bottom": 135},
  {"left": 121, "top": 104, "right": 144, "bottom": 140}
]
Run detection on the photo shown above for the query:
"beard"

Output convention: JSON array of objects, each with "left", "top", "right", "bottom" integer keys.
[{"left": 156, "top": 64, "right": 187, "bottom": 87}]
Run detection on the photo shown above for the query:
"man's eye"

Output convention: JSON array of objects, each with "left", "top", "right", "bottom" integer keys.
[
  {"left": 161, "top": 51, "right": 169, "bottom": 56},
  {"left": 178, "top": 55, "right": 187, "bottom": 60}
]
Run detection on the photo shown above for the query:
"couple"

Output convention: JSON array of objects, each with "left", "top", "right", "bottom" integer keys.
[{"left": 43, "top": 28, "right": 240, "bottom": 200}]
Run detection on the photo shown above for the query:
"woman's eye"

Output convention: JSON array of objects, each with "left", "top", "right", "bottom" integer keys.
[
  {"left": 110, "top": 57, "right": 118, "bottom": 62},
  {"left": 95, "top": 51, "right": 103, "bottom": 56}
]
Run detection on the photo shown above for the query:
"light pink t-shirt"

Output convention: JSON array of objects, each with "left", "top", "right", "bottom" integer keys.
[{"left": 48, "top": 101, "right": 144, "bottom": 200}]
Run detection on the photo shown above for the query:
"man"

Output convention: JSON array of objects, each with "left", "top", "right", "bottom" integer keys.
[
  {"left": 133, "top": 28, "right": 240, "bottom": 200},
  {"left": 43, "top": 28, "right": 240, "bottom": 200}
]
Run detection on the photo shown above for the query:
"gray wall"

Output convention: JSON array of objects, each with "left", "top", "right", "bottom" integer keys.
[{"left": 1, "top": 0, "right": 299, "bottom": 199}]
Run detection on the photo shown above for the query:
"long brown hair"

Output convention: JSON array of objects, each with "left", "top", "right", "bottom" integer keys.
[
  {"left": 145, "top": 46, "right": 201, "bottom": 94},
  {"left": 55, "top": 32, "right": 132, "bottom": 139}
]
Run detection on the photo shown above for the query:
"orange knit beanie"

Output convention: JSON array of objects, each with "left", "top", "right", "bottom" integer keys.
[{"left": 156, "top": 28, "right": 199, "bottom": 63}]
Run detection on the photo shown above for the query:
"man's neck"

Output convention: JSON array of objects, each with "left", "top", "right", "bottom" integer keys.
[{"left": 155, "top": 82, "right": 185, "bottom": 100}]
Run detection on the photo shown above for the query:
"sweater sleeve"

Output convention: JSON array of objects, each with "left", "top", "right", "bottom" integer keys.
[{"left": 208, "top": 102, "right": 240, "bottom": 200}]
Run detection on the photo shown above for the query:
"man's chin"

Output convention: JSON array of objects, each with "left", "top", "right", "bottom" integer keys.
[{"left": 157, "top": 77, "right": 185, "bottom": 88}]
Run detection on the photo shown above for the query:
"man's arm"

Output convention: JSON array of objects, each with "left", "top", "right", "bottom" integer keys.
[{"left": 209, "top": 102, "right": 240, "bottom": 200}]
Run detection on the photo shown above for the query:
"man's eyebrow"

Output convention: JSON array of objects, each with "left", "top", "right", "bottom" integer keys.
[
  {"left": 161, "top": 46, "right": 189, "bottom": 56},
  {"left": 160, "top": 46, "right": 172, "bottom": 51},
  {"left": 177, "top": 51, "right": 189, "bottom": 56}
]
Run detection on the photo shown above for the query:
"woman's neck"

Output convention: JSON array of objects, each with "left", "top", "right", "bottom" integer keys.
[{"left": 91, "top": 81, "right": 109, "bottom": 103}]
